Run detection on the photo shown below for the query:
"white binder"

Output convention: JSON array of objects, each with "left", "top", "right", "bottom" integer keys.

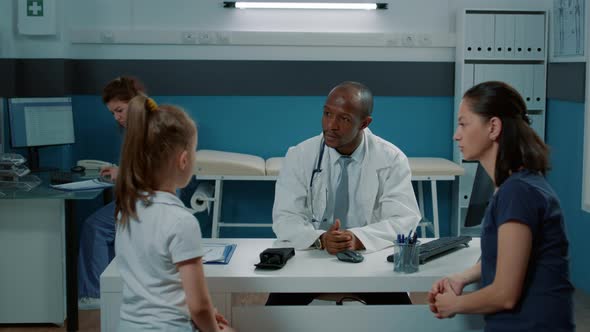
[
  {"left": 532, "top": 64, "right": 546, "bottom": 110},
  {"left": 473, "top": 64, "right": 485, "bottom": 85},
  {"left": 465, "top": 14, "right": 481, "bottom": 59},
  {"left": 481, "top": 14, "right": 495, "bottom": 58},
  {"left": 514, "top": 14, "right": 527, "bottom": 58},
  {"left": 529, "top": 14, "right": 546, "bottom": 59},
  {"left": 494, "top": 14, "right": 506, "bottom": 58},
  {"left": 503, "top": 14, "right": 516, "bottom": 58},
  {"left": 521, "top": 65, "right": 535, "bottom": 109},
  {"left": 508, "top": 65, "right": 524, "bottom": 99},
  {"left": 529, "top": 113, "right": 545, "bottom": 140}
]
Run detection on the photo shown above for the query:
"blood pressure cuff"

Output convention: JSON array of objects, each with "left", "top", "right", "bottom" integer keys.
[{"left": 254, "top": 247, "right": 295, "bottom": 270}]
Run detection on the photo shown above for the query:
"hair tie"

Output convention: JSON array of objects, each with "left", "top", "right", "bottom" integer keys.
[
  {"left": 521, "top": 112, "right": 531, "bottom": 125},
  {"left": 145, "top": 97, "right": 158, "bottom": 112}
]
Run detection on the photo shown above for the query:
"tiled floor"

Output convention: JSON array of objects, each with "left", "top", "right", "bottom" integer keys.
[{"left": 1, "top": 290, "right": 588, "bottom": 331}]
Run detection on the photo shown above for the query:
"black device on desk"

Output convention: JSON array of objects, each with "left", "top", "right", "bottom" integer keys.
[
  {"left": 387, "top": 236, "right": 472, "bottom": 264},
  {"left": 50, "top": 171, "right": 78, "bottom": 185}
]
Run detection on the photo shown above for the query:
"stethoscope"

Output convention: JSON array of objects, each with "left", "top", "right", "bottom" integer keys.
[{"left": 309, "top": 138, "right": 327, "bottom": 225}]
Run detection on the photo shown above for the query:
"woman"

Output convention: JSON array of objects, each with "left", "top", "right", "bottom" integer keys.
[
  {"left": 428, "top": 81, "right": 574, "bottom": 331},
  {"left": 78, "top": 76, "right": 145, "bottom": 308}
]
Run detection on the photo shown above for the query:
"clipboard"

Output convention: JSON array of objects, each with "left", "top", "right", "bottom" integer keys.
[{"left": 203, "top": 243, "right": 237, "bottom": 265}]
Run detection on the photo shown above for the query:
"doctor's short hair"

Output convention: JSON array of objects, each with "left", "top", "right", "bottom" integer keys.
[{"left": 333, "top": 81, "right": 373, "bottom": 118}]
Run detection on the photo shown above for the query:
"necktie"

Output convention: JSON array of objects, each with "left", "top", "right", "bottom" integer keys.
[{"left": 333, "top": 156, "right": 352, "bottom": 228}]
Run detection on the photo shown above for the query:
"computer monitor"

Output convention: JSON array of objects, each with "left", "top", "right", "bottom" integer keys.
[
  {"left": 8, "top": 97, "right": 75, "bottom": 171},
  {"left": 464, "top": 162, "right": 495, "bottom": 228},
  {"left": 0, "top": 98, "right": 5, "bottom": 153}
]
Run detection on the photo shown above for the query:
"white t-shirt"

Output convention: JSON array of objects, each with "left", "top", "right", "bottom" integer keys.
[{"left": 115, "top": 191, "right": 204, "bottom": 331}]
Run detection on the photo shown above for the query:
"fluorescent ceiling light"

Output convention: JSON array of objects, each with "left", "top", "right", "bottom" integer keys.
[{"left": 223, "top": 2, "right": 387, "bottom": 10}]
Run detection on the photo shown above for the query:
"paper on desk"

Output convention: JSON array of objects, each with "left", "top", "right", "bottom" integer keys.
[
  {"left": 51, "top": 179, "right": 113, "bottom": 191},
  {"left": 202, "top": 243, "right": 237, "bottom": 264},
  {"left": 203, "top": 244, "right": 227, "bottom": 263}
]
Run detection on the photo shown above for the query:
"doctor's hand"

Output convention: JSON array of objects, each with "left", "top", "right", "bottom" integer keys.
[
  {"left": 322, "top": 219, "right": 354, "bottom": 255},
  {"left": 100, "top": 166, "right": 119, "bottom": 182},
  {"left": 344, "top": 230, "right": 365, "bottom": 251}
]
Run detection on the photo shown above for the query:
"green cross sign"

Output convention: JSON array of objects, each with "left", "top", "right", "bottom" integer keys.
[{"left": 27, "top": 0, "right": 44, "bottom": 17}]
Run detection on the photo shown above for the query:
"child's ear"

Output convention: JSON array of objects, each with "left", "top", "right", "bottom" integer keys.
[{"left": 178, "top": 150, "right": 189, "bottom": 170}]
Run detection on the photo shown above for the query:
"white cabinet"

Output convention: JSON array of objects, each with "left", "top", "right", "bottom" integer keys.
[
  {"left": 452, "top": 9, "right": 548, "bottom": 236},
  {"left": 0, "top": 199, "right": 66, "bottom": 325}
]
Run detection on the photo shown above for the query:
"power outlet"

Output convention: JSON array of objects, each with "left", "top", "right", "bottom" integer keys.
[
  {"left": 416, "top": 33, "right": 432, "bottom": 47},
  {"left": 198, "top": 31, "right": 215, "bottom": 44},
  {"left": 100, "top": 31, "right": 115, "bottom": 43},
  {"left": 401, "top": 33, "right": 415, "bottom": 47},
  {"left": 385, "top": 34, "right": 401, "bottom": 47},
  {"left": 216, "top": 31, "right": 231, "bottom": 45},
  {"left": 181, "top": 31, "right": 197, "bottom": 44}
]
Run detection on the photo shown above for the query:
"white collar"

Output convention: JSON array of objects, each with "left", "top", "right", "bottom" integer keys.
[
  {"left": 328, "top": 130, "right": 366, "bottom": 166},
  {"left": 145, "top": 191, "right": 185, "bottom": 209}
]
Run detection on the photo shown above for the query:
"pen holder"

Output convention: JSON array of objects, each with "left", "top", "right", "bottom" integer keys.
[{"left": 393, "top": 241, "right": 420, "bottom": 273}]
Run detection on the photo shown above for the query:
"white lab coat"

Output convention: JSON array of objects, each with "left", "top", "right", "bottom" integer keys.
[{"left": 272, "top": 129, "right": 421, "bottom": 252}]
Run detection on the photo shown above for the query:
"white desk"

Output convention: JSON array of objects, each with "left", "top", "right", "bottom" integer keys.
[
  {"left": 196, "top": 157, "right": 464, "bottom": 238},
  {"left": 101, "top": 238, "right": 483, "bottom": 332}
]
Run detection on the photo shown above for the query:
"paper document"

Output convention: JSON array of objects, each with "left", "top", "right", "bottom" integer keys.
[
  {"left": 51, "top": 179, "right": 113, "bottom": 191},
  {"left": 202, "top": 243, "right": 237, "bottom": 264}
]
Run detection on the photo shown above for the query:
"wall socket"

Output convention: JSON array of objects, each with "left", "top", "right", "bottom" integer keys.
[
  {"left": 416, "top": 33, "right": 432, "bottom": 47},
  {"left": 198, "top": 31, "right": 215, "bottom": 44},
  {"left": 401, "top": 33, "right": 414, "bottom": 47},
  {"left": 100, "top": 31, "right": 115, "bottom": 43},
  {"left": 181, "top": 31, "right": 197, "bottom": 44},
  {"left": 216, "top": 31, "right": 231, "bottom": 45}
]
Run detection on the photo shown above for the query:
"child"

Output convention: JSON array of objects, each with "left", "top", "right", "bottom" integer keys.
[{"left": 114, "top": 94, "right": 234, "bottom": 332}]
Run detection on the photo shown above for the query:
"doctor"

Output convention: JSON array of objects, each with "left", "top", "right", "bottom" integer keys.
[{"left": 269, "top": 81, "right": 421, "bottom": 305}]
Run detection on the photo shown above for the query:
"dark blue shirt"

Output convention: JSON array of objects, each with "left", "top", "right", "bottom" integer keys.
[{"left": 480, "top": 170, "right": 574, "bottom": 332}]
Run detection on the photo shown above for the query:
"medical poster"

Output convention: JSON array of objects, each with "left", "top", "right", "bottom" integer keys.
[{"left": 553, "top": 0, "right": 585, "bottom": 57}]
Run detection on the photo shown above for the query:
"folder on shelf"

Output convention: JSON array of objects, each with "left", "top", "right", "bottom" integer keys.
[{"left": 203, "top": 243, "right": 237, "bottom": 264}]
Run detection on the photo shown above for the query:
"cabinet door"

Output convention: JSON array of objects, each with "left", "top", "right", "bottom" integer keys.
[{"left": 0, "top": 199, "right": 65, "bottom": 324}]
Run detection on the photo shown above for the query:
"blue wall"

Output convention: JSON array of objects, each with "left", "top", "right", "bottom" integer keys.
[
  {"left": 68, "top": 95, "right": 455, "bottom": 237},
  {"left": 546, "top": 99, "right": 590, "bottom": 293}
]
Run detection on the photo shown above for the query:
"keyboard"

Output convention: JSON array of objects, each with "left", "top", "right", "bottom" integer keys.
[
  {"left": 386, "top": 236, "right": 472, "bottom": 264},
  {"left": 418, "top": 236, "right": 472, "bottom": 264}
]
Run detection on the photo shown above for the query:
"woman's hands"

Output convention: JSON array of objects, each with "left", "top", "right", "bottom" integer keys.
[{"left": 428, "top": 276, "right": 465, "bottom": 319}]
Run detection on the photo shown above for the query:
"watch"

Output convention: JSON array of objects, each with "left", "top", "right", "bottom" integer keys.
[{"left": 314, "top": 236, "right": 324, "bottom": 250}]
